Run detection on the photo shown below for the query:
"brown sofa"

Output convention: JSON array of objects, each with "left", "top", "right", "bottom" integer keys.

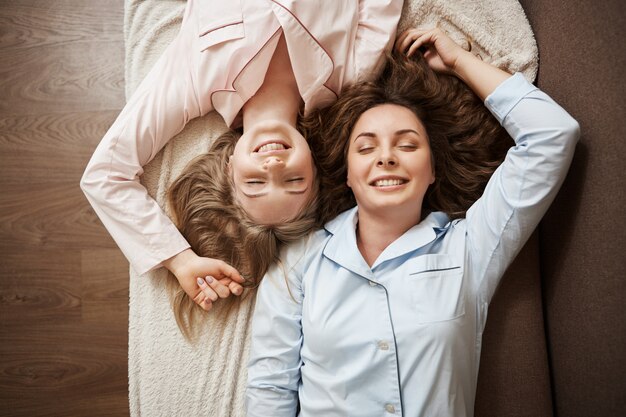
[{"left": 474, "top": 1, "right": 625, "bottom": 416}]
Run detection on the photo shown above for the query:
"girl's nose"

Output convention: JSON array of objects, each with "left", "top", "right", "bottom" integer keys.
[{"left": 263, "top": 157, "right": 284, "bottom": 169}]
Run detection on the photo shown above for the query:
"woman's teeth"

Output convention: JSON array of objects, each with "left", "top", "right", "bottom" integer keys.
[
  {"left": 257, "top": 143, "right": 286, "bottom": 152},
  {"left": 374, "top": 179, "right": 405, "bottom": 187}
]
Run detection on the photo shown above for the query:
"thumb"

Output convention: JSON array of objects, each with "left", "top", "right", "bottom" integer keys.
[{"left": 216, "top": 260, "right": 245, "bottom": 283}]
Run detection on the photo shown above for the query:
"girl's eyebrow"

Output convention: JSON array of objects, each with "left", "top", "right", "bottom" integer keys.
[
  {"left": 353, "top": 129, "right": 421, "bottom": 142},
  {"left": 241, "top": 188, "right": 308, "bottom": 198}
]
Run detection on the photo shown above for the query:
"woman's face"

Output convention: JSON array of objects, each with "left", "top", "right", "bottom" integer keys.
[
  {"left": 347, "top": 104, "right": 434, "bottom": 221},
  {"left": 229, "top": 120, "right": 316, "bottom": 224}
]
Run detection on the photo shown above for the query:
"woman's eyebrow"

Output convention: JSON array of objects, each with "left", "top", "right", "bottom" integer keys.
[
  {"left": 353, "top": 129, "right": 421, "bottom": 142},
  {"left": 353, "top": 132, "right": 376, "bottom": 141}
]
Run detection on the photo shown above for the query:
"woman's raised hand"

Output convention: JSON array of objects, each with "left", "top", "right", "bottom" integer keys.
[
  {"left": 395, "top": 27, "right": 470, "bottom": 76},
  {"left": 396, "top": 26, "right": 511, "bottom": 101},
  {"left": 163, "top": 248, "right": 245, "bottom": 311}
]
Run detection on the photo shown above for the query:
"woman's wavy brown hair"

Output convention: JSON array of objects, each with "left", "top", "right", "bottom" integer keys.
[
  {"left": 303, "top": 51, "right": 512, "bottom": 224},
  {"left": 167, "top": 130, "right": 320, "bottom": 340}
]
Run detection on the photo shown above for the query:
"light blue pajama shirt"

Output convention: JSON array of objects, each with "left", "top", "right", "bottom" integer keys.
[{"left": 246, "top": 73, "right": 580, "bottom": 417}]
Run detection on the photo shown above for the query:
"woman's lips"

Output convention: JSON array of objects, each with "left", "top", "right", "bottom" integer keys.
[{"left": 369, "top": 176, "right": 408, "bottom": 187}]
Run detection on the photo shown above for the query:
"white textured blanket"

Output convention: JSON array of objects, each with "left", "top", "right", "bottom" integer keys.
[{"left": 124, "top": 1, "right": 537, "bottom": 415}]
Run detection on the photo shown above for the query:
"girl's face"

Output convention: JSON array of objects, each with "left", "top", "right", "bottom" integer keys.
[
  {"left": 229, "top": 120, "right": 316, "bottom": 224},
  {"left": 347, "top": 104, "right": 435, "bottom": 221}
]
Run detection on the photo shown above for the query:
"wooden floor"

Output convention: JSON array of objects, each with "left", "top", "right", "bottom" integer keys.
[{"left": 0, "top": 1, "right": 131, "bottom": 415}]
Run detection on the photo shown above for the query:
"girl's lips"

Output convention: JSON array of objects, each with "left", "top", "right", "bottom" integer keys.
[{"left": 254, "top": 140, "right": 291, "bottom": 153}]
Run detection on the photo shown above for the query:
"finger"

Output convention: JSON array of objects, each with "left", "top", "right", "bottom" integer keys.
[
  {"left": 216, "top": 261, "right": 245, "bottom": 283},
  {"left": 201, "top": 298, "right": 213, "bottom": 311},
  {"left": 407, "top": 38, "right": 426, "bottom": 57},
  {"left": 217, "top": 277, "right": 244, "bottom": 296},
  {"left": 205, "top": 276, "right": 230, "bottom": 299},
  {"left": 395, "top": 29, "right": 413, "bottom": 51},
  {"left": 197, "top": 277, "right": 219, "bottom": 302},
  {"left": 407, "top": 31, "right": 437, "bottom": 57},
  {"left": 398, "top": 30, "right": 419, "bottom": 53},
  {"left": 228, "top": 281, "right": 244, "bottom": 296},
  {"left": 193, "top": 291, "right": 204, "bottom": 304},
  {"left": 399, "top": 28, "right": 431, "bottom": 54},
  {"left": 193, "top": 291, "right": 211, "bottom": 311}
]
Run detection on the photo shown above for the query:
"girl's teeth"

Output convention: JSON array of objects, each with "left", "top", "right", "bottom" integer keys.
[
  {"left": 375, "top": 179, "right": 404, "bottom": 187},
  {"left": 258, "top": 143, "right": 286, "bottom": 152}
]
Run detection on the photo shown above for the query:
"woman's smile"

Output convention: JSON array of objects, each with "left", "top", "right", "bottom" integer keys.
[
  {"left": 347, "top": 103, "right": 434, "bottom": 221},
  {"left": 369, "top": 176, "right": 409, "bottom": 189}
]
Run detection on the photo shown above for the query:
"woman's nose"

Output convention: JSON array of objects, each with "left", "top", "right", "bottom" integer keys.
[{"left": 376, "top": 152, "right": 397, "bottom": 167}]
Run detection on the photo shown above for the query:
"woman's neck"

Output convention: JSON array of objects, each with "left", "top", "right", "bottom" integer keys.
[
  {"left": 243, "top": 34, "right": 302, "bottom": 130},
  {"left": 356, "top": 209, "right": 421, "bottom": 267}
]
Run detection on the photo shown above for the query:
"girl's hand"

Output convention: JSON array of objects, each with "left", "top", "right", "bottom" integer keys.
[
  {"left": 195, "top": 275, "right": 244, "bottom": 311},
  {"left": 163, "top": 249, "right": 245, "bottom": 311},
  {"left": 395, "top": 27, "right": 471, "bottom": 76}
]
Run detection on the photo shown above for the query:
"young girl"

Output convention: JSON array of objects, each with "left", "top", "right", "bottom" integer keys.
[
  {"left": 80, "top": 0, "right": 403, "bottom": 316},
  {"left": 245, "top": 28, "right": 579, "bottom": 416}
]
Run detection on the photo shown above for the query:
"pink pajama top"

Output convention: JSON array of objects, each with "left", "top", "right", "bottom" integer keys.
[{"left": 81, "top": 0, "right": 403, "bottom": 274}]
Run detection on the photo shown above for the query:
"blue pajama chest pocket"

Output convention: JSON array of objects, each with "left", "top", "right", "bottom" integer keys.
[
  {"left": 196, "top": 0, "right": 245, "bottom": 51},
  {"left": 406, "top": 254, "right": 465, "bottom": 324}
]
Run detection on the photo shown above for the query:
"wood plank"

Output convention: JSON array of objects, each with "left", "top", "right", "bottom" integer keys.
[
  {"left": 0, "top": 182, "right": 119, "bottom": 249},
  {"left": 0, "top": 1, "right": 125, "bottom": 116},
  {"left": 0, "top": 0, "right": 124, "bottom": 50},
  {"left": 3, "top": 392, "right": 129, "bottom": 417},
  {"left": 1, "top": 248, "right": 128, "bottom": 413},
  {"left": 0, "top": 110, "right": 119, "bottom": 185},
  {"left": 0, "top": 41, "right": 125, "bottom": 115},
  {"left": 0, "top": 247, "right": 129, "bottom": 327},
  {"left": 0, "top": 0, "right": 129, "bottom": 415},
  {"left": 81, "top": 248, "right": 129, "bottom": 325},
  {"left": 0, "top": 248, "right": 82, "bottom": 327},
  {"left": 0, "top": 324, "right": 128, "bottom": 416}
]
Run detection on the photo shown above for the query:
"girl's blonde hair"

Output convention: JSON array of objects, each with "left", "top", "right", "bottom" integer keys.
[{"left": 167, "top": 130, "right": 319, "bottom": 340}]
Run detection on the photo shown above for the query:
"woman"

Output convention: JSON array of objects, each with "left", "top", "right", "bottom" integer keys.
[
  {"left": 245, "top": 28, "right": 579, "bottom": 416},
  {"left": 80, "top": 0, "right": 403, "bottom": 315}
]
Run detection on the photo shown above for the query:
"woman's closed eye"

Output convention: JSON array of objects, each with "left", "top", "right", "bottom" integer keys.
[
  {"left": 398, "top": 143, "right": 418, "bottom": 151},
  {"left": 286, "top": 177, "right": 304, "bottom": 183},
  {"left": 357, "top": 145, "right": 375, "bottom": 154}
]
